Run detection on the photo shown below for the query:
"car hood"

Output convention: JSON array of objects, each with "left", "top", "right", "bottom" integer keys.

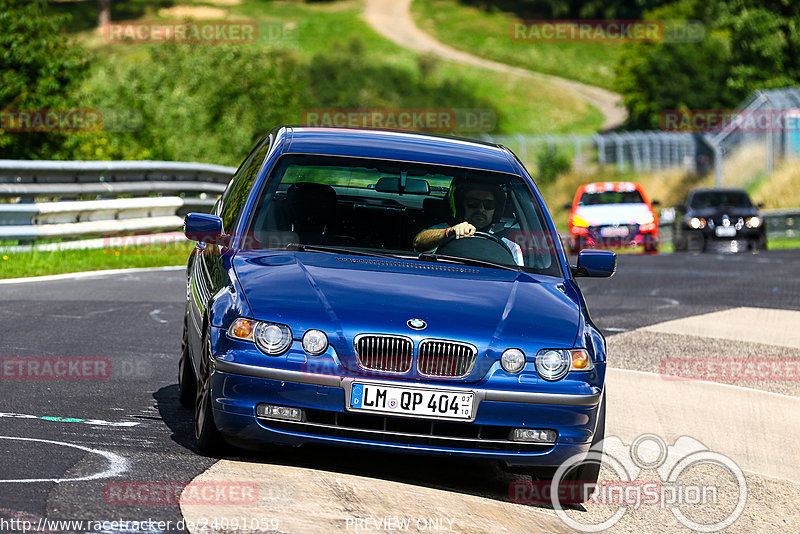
[
  {"left": 575, "top": 204, "right": 652, "bottom": 226},
  {"left": 233, "top": 251, "right": 580, "bottom": 381}
]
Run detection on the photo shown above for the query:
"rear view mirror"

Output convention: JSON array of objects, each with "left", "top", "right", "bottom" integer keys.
[
  {"left": 375, "top": 177, "right": 430, "bottom": 195},
  {"left": 184, "top": 213, "right": 224, "bottom": 244},
  {"left": 572, "top": 249, "right": 616, "bottom": 278}
]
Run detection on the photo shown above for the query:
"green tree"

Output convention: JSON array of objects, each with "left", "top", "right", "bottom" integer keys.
[
  {"left": 613, "top": 0, "right": 800, "bottom": 129},
  {"left": 0, "top": 0, "right": 88, "bottom": 158}
]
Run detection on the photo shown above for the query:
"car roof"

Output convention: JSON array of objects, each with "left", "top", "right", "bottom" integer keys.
[
  {"left": 579, "top": 181, "right": 643, "bottom": 189},
  {"left": 280, "top": 127, "right": 519, "bottom": 174}
]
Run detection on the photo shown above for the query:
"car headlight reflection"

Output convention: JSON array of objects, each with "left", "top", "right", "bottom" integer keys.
[
  {"left": 501, "top": 348, "right": 526, "bottom": 374},
  {"left": 746, "top": 216, "right": 762, "bottom": 229},
  {"left": 302, "top": 329, "right": 329, "bottom": 355},
  {"left": 535, "top": 349, "right": 594, "bottom": 381},
  {"left": 689, "top": 217, "right": 706, "bottom": 229}
]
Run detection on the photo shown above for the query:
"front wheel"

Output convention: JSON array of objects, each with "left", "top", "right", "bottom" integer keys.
[{"left": 194, "top": 331, "right": 225, "bottom": 455}]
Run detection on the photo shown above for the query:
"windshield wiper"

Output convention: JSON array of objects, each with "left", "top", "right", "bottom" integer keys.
[
  {"left": 285, "top": 243, "right": 409, "bottom": 260},
  {"left": 417, "top": 252, "right": 520, "bottom": 272}
]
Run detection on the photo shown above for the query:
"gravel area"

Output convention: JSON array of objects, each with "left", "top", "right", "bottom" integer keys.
[{"left": 606, "top": 330, "right": 800, "bottom": 397}]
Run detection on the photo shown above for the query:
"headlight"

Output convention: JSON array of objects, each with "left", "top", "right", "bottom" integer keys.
[
  {"left": 535, "top": 350, "right": 571, "bottom": 381},
  {"left": 302, "top": 329, "right": 328, "bottom": 355},
  {"left": 535, "top": 349, "right": 594, "bottom": 381},
  {"left": 746, "top": 216, "right": 761, "bottom": 228},
  {"left": 501, "top": 348, "right": 526, "bottom": 374},
  {"left": 636, "top": 212, "right": 655, "bottom": 225},
  {"left": 689, "top": 217, "right": 706, "bottom": 229},
  {"left": 254, "top": 322, "right": 293, "bottom": 355},
  {"left": 572, "top": 214, "right": 590, "bottom": 228}
]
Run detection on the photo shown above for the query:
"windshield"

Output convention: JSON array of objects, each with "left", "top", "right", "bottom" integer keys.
[
  {"left": 244, "top": 155, "right": 562, "bottom": 276},
  {"left": 579, "top": 190, "right": 644, "bottom": 205},
  {"left": 690, "top": 191, "right": 753, "bottom": 209}
]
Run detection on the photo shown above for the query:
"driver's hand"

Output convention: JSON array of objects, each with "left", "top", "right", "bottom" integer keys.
[{"left": 451, "top": 222, "right": 476, "bottom": 239}]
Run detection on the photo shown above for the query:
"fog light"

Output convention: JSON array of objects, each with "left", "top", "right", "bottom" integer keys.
[
  {"left": 302, "top": 329, "right": 328, "bottom": 356},
  {"left": 256, "top": 404, "right": 304, "bottom": 422},
  {"left": 501, "top": 348, "right": 526, "bottom": 374},
  {"left": 510, "top": 428, "right": 557, "bottom": 443}
]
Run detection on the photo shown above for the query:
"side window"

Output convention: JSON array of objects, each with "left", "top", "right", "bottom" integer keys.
[{"left": 220, "top": 137, "right": 271, "bottom": 233}]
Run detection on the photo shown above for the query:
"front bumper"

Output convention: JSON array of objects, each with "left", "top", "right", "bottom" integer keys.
[
  {"left": 210, "top": 357, "right": 604, "bottom": 468},
  {"left": 570, "top": 224, "right": 656, "bottom": 250}
]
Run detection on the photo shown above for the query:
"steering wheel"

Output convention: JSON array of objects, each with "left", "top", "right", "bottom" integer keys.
[{"left": 434, "top": 231, "right": 516, "bottom": 264}]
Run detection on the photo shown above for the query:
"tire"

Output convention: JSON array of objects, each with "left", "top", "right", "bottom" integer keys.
[
  {"left": 178, "top": 316, "right": 196, "bottom": 407},
  {"left": 687, "top": 233, "right": 705, "bottom": 253},
  {"left": 644, "top": 239, "right": 658, "bottom": 254},
  {"left": 750, "top": 236, "right": 767, "bottom": 252},
  {"left": 194, "top": 329, "right": 225, "bottom": 456}
]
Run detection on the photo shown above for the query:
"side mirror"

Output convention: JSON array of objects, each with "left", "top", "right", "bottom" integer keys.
[
  {"left": 572, "top": 249, "right": 616, "bottom": 278},
  {"left": 757, "top": 202, "right": 765, "bottom": 209},
  {"left": 673, "top": 204, "right": 685, "bottom": 211},
  {"left": 651, "top": 200, "right": 661, "bottom": 207},
  {"left": 184, "top": 213, "right": 223, "bottom": 244},
  {"left": 562, "top": 203, "right": 572, "bottom": 210}
]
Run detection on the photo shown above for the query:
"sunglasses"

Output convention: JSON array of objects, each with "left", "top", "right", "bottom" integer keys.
[{"left": 465, "top": 198, "right": 496, "bottom": 210}]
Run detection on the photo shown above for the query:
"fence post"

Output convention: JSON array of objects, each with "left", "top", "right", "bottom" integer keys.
[
  {"left": 595, "top": 134, "right": 606, "bottom": 166},
  {"left": 572, "top": 134, "right": 583, "bottom": 171}
]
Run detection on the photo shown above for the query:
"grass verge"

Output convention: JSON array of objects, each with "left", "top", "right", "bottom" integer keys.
[
  {"left": 0, "top": 242, "right": 193, "bottom": 279},
  {"left": 411, "top": 0, "right": 622, "bottom": 90},
  {"left": 70, "top": 0, "right": 602, "bottom": 141}
]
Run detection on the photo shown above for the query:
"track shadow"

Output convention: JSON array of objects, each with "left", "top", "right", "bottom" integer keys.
[{"left": 154, "top": 384, "right": 555, "bottom": 512}]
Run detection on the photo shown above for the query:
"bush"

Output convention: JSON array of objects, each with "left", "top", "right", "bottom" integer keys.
[
  {"left": 0, "top": 0, "right": 88, "bottom": 159},
  {"left": 535, "top": 146, "right": 572, "bottom": 185}
]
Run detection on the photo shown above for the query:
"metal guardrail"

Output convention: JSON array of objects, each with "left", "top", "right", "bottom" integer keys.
[
  {"left": 763, "top": 209, "right": 800, "bottom": 239},
  {"left": 0, "top": 160, "right": 234, "bottom": 244}
]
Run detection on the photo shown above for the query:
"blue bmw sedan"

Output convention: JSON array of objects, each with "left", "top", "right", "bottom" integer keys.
[{"left": 180, "top": 126, "right": 615, "bottom": 495}]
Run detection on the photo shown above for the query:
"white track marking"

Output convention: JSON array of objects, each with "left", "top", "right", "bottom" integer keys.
[
  {"left": 0, "top": 266, "right": 184, "bottom": 285},
  {"left": 0, "top": 436, "right": 128, "bottom": 483}
]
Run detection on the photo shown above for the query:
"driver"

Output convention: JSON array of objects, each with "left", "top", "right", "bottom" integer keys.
[{"left": 413, "top": 182, "right": 524, "bottom": 266}]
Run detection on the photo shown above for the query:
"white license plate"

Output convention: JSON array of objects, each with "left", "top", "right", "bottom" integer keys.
[
  {"left": 715, "top": 226, "right": 737, "bottom": 237},
  {"left": 350, "top": 383, "right": 474, "bottom": 420},
  {"left": 600, "top": 227, "right": 629, "bottom": 238}
]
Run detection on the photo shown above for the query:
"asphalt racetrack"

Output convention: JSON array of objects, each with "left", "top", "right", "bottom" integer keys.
[{"left": 0, "top": 250, "right": 798, "bottom": 533}]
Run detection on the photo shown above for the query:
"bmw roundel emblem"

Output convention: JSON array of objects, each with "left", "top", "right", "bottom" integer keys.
[{"left": 407, "top": 318, "right": 427, "bottom": 330}]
